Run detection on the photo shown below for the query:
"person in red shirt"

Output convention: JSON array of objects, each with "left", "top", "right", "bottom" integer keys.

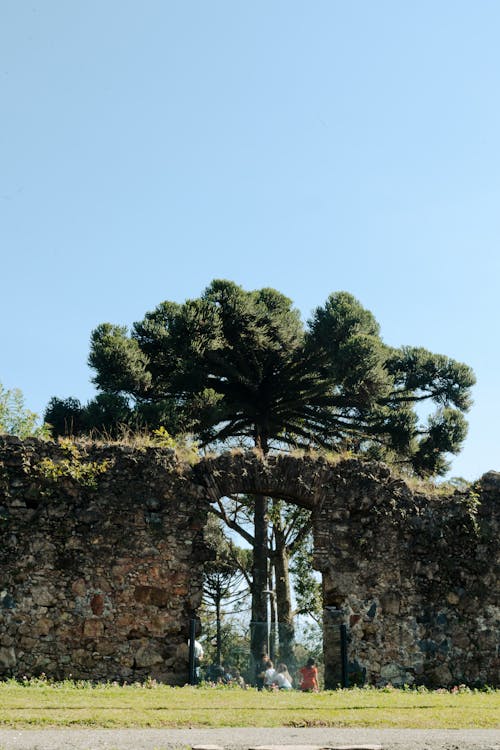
[{"left": 299, "top": 657, "right": 319, "bottom": 691}]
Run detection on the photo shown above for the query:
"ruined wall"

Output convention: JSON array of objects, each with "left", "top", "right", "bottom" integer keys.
[
  {"left": 0, "top": 436, "right": 210, "bottom": 683},
  {"left": 0, "top": 440, "right": 498, "bottom": 687},
  {"left": 313, "top": 460, "right": 500, "bottom": 688}
]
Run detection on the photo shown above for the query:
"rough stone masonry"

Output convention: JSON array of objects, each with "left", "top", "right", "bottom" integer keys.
[{"left": 0, "top": 437, "right": 498, "bottom": 687}]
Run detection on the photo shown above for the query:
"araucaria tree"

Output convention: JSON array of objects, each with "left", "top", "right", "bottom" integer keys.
[
  {"left": 202, "top": 516, "right": 251, "bottom": 668},
  {"left": 50, "top": 280, "right": 475, "bottom": 665}
]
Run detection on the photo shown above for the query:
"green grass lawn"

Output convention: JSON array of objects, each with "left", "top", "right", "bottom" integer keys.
[{"left": 0, "top": 681, "right": 498, "bottom": 729}]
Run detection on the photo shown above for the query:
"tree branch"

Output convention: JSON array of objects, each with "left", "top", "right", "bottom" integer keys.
[{"left": 208, "top": 501, "right": 255, "bottom": 547}]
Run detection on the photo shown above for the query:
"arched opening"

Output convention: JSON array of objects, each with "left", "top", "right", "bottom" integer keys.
[
  {"left": 193, "top": 450, "right": 414, "bottom": 689},
  {"left": 194, "top": 451, "right": 329, "bottom": 688}
]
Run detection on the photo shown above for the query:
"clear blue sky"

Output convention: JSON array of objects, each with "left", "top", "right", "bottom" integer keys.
[{"left": 2, "top": 1, "right": 499, "bottom": 480}]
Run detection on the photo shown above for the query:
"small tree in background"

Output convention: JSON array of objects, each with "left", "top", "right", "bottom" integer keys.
[
  {"left": 44, "top": 397, "right": 87, "bottom": 436},
  {"left": 202, "top": 516, "right": 252, "bottom": 671},
  {"left": 0, "top": 383, "right": 49, "bottom": 438},
  {"left": 44, "top": 394, "right": 134, "bottom": 438}
]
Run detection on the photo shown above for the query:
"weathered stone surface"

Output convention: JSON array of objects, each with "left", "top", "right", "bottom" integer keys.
[
  {"left": 134, "top": 585, "right": 170, "bottom": 606},
  {"left": 82, "top": 619, "right": 104, "bottom": 638},
  {"left": 0, "top": 437, "right": 212, "bottom": 684},
  {"left": 0, "top": 646, "right": 16, "bottom": 668},
  {"left": 31, "top": 585, "right": 56, "bottom": 607},
  {"left": 380, "top": 592, "right": 400, "bottom": 615},
  {"left": 90, "top": 594, "right": 104, "bottom": 615},
  {"left": 193, "top": 451, "right": 499, "bottom": 688},
  {"left": 310, "top": 458, "right": 500, "bottom": 688},
  {"left": 133, "top": 644, "right": 164, "bottom": 668}
]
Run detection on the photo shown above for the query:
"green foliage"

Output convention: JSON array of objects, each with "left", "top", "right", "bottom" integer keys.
[
  {"left": 0, "top": 383, "right": 50, "bottom": 439},
  {"left": 44, "top": 392, "right": 189, "bottom": 440},
  {"left": 44, "top": 392, "right": 191, "bottom": 445},
  {"left": 44, "top": 394, "right": 134, "bottom": 438},
  {"left": 150, "top": 426, "right": 200, "bottom": 463},
  {"left": 44, "top": 396, "right": 87, "bottom": 436},
  {"left": 290, "top": 533, "right": 322, "bottom": 621},
  {"left": 36, "top": 440, "right": 109, "bottom": 489},
  {"left": 151, "top": 425, "right": 178, "bottom": 448},
  {"left": 88, "top": 323, "right": 152, "bottom": 395},
  {"left": 459, "top": 487, "right": 482, "bottom": 534}
]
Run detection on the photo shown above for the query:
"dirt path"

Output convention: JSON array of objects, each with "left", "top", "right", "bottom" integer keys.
[{"left": 0, "top": 727, "right": 498, "bottom": 750}]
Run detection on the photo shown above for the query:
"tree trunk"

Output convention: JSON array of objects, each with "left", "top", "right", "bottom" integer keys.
[
  {"left": 274, "top": 524, "right": 296, "bottom": 669},
  {"left": 250, "top": 431, "right": 270, "bottom": 672},
  {"left": 250, "top": 492, "right": 269, "bottom": 665},
  {"left": 215, "top": 583, "right": 222, "bottom": 666},
  {"left": 268, "top": 565, "right": 276, "bottom": 662}
]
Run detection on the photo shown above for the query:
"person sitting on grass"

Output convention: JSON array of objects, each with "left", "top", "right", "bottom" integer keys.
[
  {"left": 263, "top": 659, "right": 277, "bottom": 689},
  {"left": 299, "top": 657, "right": 319, "bottom": 692},
  {"left": 274, "top": 663, "right": 293, "bottom": 690}
]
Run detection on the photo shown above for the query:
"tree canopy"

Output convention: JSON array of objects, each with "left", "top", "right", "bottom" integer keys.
[{"left": 56, "top": 279, "right": 476, "bottom": 476}]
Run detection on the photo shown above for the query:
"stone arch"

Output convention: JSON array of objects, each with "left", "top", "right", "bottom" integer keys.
[
  {"left": 193, "top": 451, "right": 407, "bottom": 687},
  {"left": 193, "top": 450, "right": 500, "bottom": 688},
  {"left": 193, "top": 449, "right": 333, "bottom": 671},
  {"left": 193, "top": 449, "right": 339, "bottom": 508}
]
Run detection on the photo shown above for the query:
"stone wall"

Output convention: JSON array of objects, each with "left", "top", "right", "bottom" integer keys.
[
  {"left": 0, "top": 436, "right": 210, "bottom": 683},
  {"left": 313, "top": 460, "right": 499, "bottom": 688},
  {"left": 0, "top": 439, "right": 498, "bottom": 687}
]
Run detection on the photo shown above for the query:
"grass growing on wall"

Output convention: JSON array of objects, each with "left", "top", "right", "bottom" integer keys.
[{"left": 0, "top": 681, "right": 498, "bottom": 729}]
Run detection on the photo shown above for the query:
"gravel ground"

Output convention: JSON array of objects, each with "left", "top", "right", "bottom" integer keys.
[{"left": 0, "top": 727, "right": 498, "bottom": 750}]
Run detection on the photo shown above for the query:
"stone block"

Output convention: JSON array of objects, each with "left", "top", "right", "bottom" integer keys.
[
  {"left": 19, "top": 637, "right": 37, "bottom": 650},
  {"left": 380, "top": 592, "right": 400, "bottom": 615},
  {"left": 134, "top": 585, "right": 169, "bottom": 607},
  {"left": 83, "top": 619, "right": 104, "bottom": 638},
  {"left": 0, "top": 646, "right": 16, "bottom": 668},
  {"left": 116, "top": 613, "right": 136, "bottom": 628},
  {"left": 71, "top": 579, "right": 87, "bottom": 596},
  {"left": 133, "top": 644, "right": 164, "bottom": 668},
  {"left": 31, "top": 585, "right": 56, "bottom": 607},
  {"left": 90, "top": 594, "right": 105, "bottom": 615},
  {"left": 34, "top": 617, "right": 53, "bottom": 636},
  {"left": 94, "top": 640, "right": 116, "bottom": 656},
  {"left": 71, "top": 649, "right": 95, "bottom": 669},
  {"left": 380, "top": 663, "right": 403, "bottom": 683},
  {"left": 428, "top": 663, "right": 453, "bottom": 686}
]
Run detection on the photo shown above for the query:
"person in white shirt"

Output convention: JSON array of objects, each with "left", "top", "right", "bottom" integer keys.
[
  {"left": 188, "top": 639, "right": 204, "bottom": 682},
  {"left": 263, "top": 659, "right": 277, "bottom": 689},
  {"left": 194, "top": 640, "right": 204, "bottom": 662}
]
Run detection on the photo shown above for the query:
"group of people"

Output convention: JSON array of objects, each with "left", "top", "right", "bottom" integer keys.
[
  {"left": 256, "top": 655, "right": 319, "bottom": 692},
  {"left": 191, "top": 639, "right": 319, "bottom": 690}
]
